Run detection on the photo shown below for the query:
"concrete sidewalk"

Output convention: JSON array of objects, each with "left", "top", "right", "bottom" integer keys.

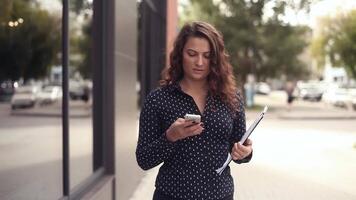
[
  {"left": 129, "top": 152, "right": 356, "bottom": 200},
  {"left": 129, "top": 92, "right": 356, "bottom": 200}
]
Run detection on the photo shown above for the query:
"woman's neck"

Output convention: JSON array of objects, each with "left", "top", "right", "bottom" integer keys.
[{"left": 179, "top": 78, "right": 208, "bottom": 95}]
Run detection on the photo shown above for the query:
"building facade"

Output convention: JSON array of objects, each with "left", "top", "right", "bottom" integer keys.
[{"left": 0, "top": 0, "right": 177, "bottom": 199}]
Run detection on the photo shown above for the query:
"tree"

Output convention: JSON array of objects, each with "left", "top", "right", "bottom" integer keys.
[
  {"left": 0, "top": 0, "right": 12, "bottom": 23},
  {"left": 0, "top": 0, "right": 60, "bottom": 82},
  {"left": 60, "top": 0, "right": 93, "bottom": 79},
  {"left": 181, "top": 0, "right": 312, "bottom": 84},
  {"left": 261, "top": 19, "right": 310, "bottom": 80},
  {"left": 76, "top": 20, "right": 92, "bottom": 79},
  {"left": 312, "top": 10, "right": 356, "bottom": 79}
]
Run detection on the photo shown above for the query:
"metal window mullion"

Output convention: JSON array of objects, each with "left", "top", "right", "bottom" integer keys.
[
  {"left": 62, "top": 0, "right": 70, "bottom": 196},
  {"left": 100, "top": 1, "right": 108, "bottom": 170},
  {"left": 104, "top": 0, "right": 116, "bottom": 175},
  {"left": 92, "top": 0, "right": 104, "bottom": 171}
]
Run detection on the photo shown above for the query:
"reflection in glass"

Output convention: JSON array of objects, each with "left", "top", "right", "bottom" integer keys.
[
  {"left": 0, "top": 1, "right": 62, "bottom": 199},
  {"left": 68, "top": 0, "right": 94, "bottom": 189}
]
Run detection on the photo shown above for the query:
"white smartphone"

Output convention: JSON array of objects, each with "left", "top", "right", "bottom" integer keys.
[{"left": 184, "top": 114, "right": 201, "bottom": 123}]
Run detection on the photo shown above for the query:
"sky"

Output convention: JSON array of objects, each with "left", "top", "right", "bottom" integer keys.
[
  {"left": 38, "top": 0, "right": 61, "bottom": 13},
  {"left": 179, "top": 0, "right": 356, "bottom": 28},
  {"left": 280, "top": 0, "right": 356, "bottom": 27},
  {"left": 39, "top": 0, "right": 356, "bottom": 29}
]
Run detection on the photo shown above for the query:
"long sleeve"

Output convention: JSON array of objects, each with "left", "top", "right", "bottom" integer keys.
[
  {"left": 135, "top": 92, "right": 176, "bottom": 170},
  {"left": 229, "top": 94, "right": 253, "bottom": 164}
]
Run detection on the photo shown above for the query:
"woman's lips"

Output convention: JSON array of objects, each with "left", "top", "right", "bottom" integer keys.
[{"left": 193, "top": 68, "right": 204, "bottom": 73}]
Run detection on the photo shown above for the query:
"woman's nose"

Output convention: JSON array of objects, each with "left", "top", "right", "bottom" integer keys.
[{"left": 196, "top": 55, "right": 204, "bottom": 66}]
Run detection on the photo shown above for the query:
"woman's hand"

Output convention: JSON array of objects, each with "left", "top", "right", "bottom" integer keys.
[
  {"left": 166, "top": 118, "right": 204, "bottom": 142},
  {"left": 231, "top": 139, "right": 253, "bottom": 160}
]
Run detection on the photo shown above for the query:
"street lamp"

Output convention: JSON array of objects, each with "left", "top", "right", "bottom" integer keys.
[{"left": 7, "top": 18, "right": 24, "bottom": 28}]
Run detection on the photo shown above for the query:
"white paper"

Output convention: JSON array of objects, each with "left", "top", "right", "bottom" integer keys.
[{"left": 215, "top": 153, "right": 232, "bottom": 175}]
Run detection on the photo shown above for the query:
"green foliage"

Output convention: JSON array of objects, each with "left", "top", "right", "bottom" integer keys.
[
  {"left": 180, "top": 0, "right": 312, "bottom": 83},
  {"left": 68, "top": 0, "right": 93, "bottom": 79},
  {"left": 0, "top": 0, "right": 60, "bottom": 82},
  {"left": 261, "top": 22, "right": 310, "bottom": 80},
  {"left": 312, "top": 10, "right": 356, "bottom": 79},
  {"left": 0, "top": 0, "right": 12, "bottom": 23},
  {"left": 76, "top": 20, "right": 92, "bottom": 79}
]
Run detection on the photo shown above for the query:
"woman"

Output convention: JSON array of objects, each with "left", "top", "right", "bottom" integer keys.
[
  {"left": 285, "top": 81, "right": 295, "bottom": 111},
  {"left": 136, "top": 21, "right": 253, "bottom": 200}
]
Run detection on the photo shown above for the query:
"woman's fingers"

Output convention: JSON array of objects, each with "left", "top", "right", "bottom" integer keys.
[
  {"left": 185, "top": 122, "right": 204, "bottom": 136},
  {"left": 232, "top": 142, "right": 252, "bottom": 160},
  {"left": 244, "top": 138, "right": 252, "bottom": 146},
  {"left": 168, "top": 118, "right": 204, "bottom": 141},
  {"left": 236, "top": 143, "right": 250, "bottom": 155},
  {"left": 231, "top": 144, "right": 243, "bottom": 160}
]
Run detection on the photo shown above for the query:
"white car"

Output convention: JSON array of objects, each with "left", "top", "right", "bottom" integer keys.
[
  {"left": 323, "top": 86, "right": 356, "bottom": 109},
  {"left": 11, "top": 86, "right": 40, "bottom": 109},
  {"left": 69, "top": 80, "right": 91, "bottom": 101},
  {"left": 37, "top": 86, "right": 62, "bottom": 105},
  {"left": 255, "top": 82, "right": 271, "bottom": 95},
  {"left": 295, "top": 82, "right": 323, "bottom": 101}
]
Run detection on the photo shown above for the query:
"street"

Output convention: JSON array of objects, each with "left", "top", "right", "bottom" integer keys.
[
  {"left": 0, "top": 102, "right": 93, "bottom": 200},
  {"left": 129, "top": 91, "right": 356, "bottom": 200}
]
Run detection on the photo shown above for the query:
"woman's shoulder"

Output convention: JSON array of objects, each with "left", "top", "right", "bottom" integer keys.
[
  {"left": 233, "top": 89, "right": 244, "bottom": 103},
  {"left": 234, "top": 90, "right": 245, "bottom": 112},
  {"left": 144, "top": 86, "right": 172, "bottom": 103},
  {"left": 148, "top": 85, "right": 171, "bottom": 97}
]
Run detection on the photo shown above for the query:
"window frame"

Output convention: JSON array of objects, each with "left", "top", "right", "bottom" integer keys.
[{"left": 60, "top": 0, "right": 115, "bottom": 199}]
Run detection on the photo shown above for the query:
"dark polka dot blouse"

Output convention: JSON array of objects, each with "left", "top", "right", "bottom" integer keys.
[{"left": 136, "top": 82, "right": 252, "bottom": 200}]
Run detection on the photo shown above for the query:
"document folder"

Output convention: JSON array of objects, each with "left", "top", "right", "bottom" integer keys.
[{"left": 215, "top": 106, "right": 268, "bottom": 175}]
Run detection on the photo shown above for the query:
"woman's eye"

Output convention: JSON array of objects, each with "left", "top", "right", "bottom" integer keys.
[
  {"left": 187, "top": 51, "right": 196, "bottom": 56},
  {"left": 204, "top": 53, "right": 211, "bottom": 59}
]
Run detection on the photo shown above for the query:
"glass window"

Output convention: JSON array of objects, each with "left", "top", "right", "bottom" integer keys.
[
  {"left": 68, "top": 0, "right": 94, "bottom": 189},
  {"left": 0, "top": 0, "right": 63, "bottom": 199}
]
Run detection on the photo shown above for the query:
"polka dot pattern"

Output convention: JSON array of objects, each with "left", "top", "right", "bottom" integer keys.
[{"left": 136, "top": 82, "right": 251, "bottom": 200}]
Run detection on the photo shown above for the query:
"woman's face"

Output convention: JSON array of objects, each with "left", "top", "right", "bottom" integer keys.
[{"left": 182, "top": 36, "right": 211, "bottom": 82}]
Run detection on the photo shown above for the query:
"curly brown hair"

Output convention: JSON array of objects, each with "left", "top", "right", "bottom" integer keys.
[{"left": 160, "top": 21, "right": 240, "bottom": 112}]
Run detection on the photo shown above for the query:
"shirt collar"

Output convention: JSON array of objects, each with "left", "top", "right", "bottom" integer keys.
[
  {"left": 165, "top": 81, "right": 183, "bottom": 93},
  {"left": 166, "top": 81, "right": 213, "bottom": 99}
]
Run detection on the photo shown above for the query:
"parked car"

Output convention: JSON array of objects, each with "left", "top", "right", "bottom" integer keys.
[
  {"left": 347, "top": 88, "right": 356, "bottom": 110},
  {"left": 37, "top": 86, "right": 62, "bottom": 105},
  {"left": 69, "top": 80, "right": 91, "bottom": 102},
  {"left": 255, "top": 82, "right": 271, "bottom": 95},
  {"left": 323, "top": 87, "right": 349, "bottom": 107},
  {"left": 295, "top": 82, "right": 323, "bottom": 101},
  {"left": 322, "top": 84, "right": 356, "bottom": 109},
  {"left": 0, "top": 80, "right": 15, "bottom": 102},
  {"left": 11, "top": 85, "right": 40, "bottom": 109}
]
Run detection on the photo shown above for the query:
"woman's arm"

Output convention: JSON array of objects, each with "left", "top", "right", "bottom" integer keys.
[
  {"left": 229, "top": 94, "right": 253, "bottom": 164},
  {"left": 135, "top": 93, "right": 176, "bottom": 170}
]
